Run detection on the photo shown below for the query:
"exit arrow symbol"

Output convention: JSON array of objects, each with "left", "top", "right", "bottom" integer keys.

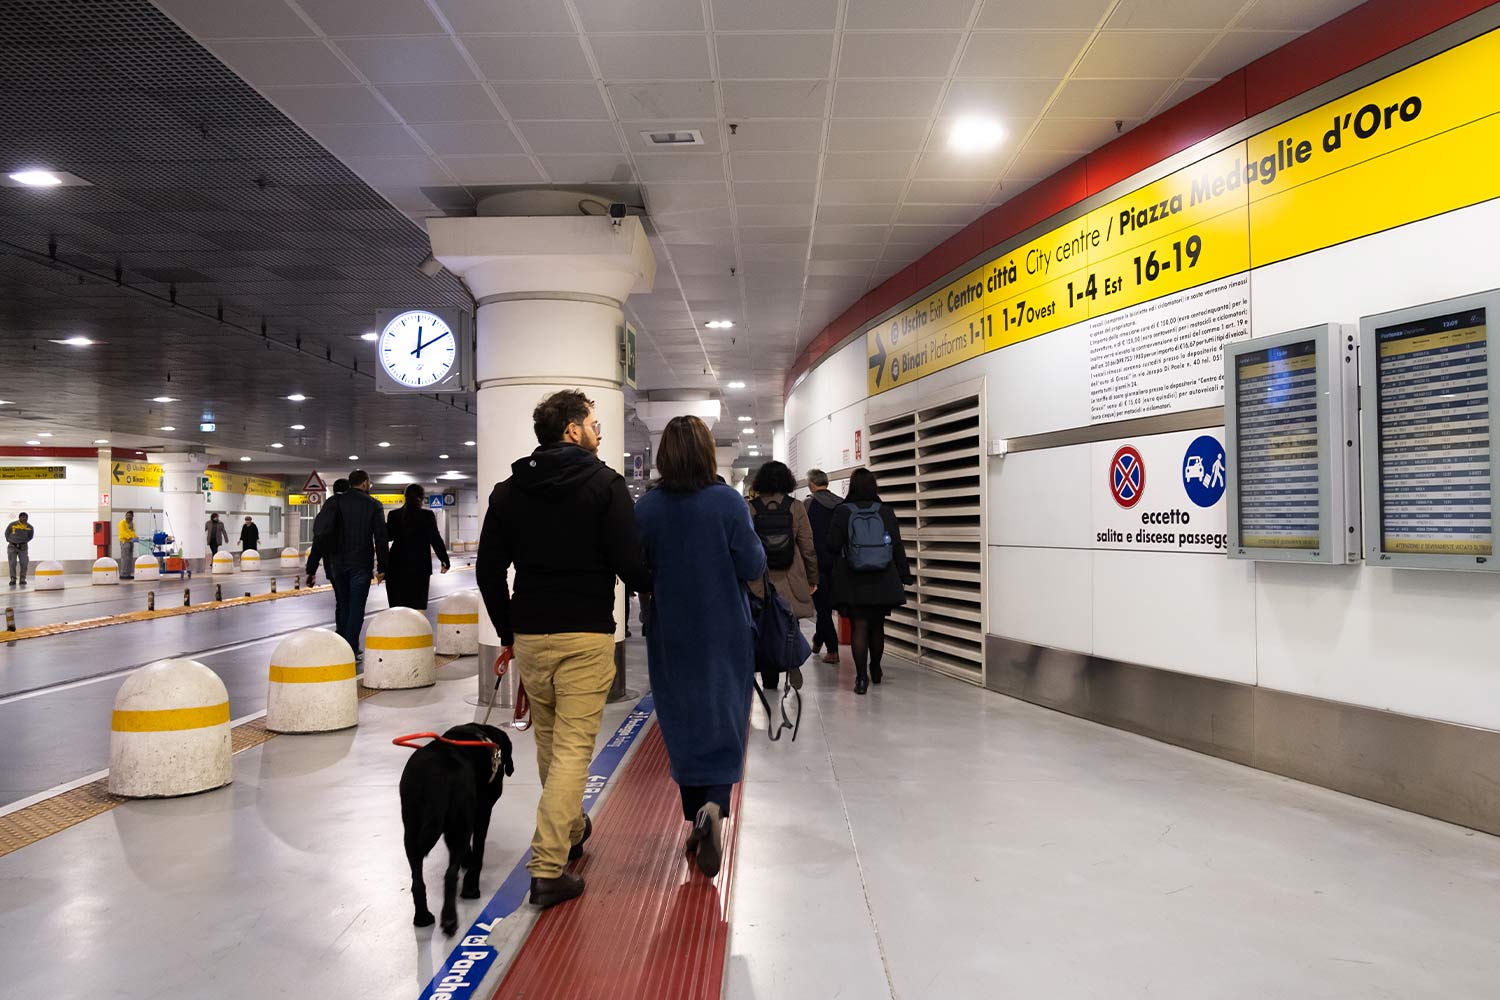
[{"left": 869, "top": 333, "right": 888, "bottom": 387}]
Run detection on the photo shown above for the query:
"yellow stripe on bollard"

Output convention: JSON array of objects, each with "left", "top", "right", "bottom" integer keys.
[
  {"left": 91, "top": 566, "right": 116, "bottom": 573},
  {"left": 436, "top": 613, "right": 479, "bottom": 624},
  {"left": 35, "top": 568, "right": 63, "bottom": 576},
  {"left": 365, "top": 634, "right": 433, "bottom": 650},
  {"left": 268, "top": 662, "right": 357, "bottom": 684},
  {"left": 111, "top": 702, "right": 231, "bottom": 732}
]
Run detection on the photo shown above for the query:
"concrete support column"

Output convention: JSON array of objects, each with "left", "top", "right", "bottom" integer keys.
[
  {"left": 634, "top": 396, "right": 721, "bottom": 476},
  {"left": 430, "top": 215, "right": 655, "bottom": 700},
  {"left": 96, "top": 449, "right": 112, "bottom": 524},
  {"left": 149, "top": 452, "right": 211, "bottom": 562},
  {"left": 715, "top": 445, "right": 740, "bottom": 487}
]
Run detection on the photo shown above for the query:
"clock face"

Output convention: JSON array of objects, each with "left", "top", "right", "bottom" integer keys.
[{"left": 378, "top": 310, "right": 457, "bottom": 388}]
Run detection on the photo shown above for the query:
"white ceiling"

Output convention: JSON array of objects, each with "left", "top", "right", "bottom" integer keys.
[{"left": 153, "top": 0, "right": 1364, "bottom": 435}]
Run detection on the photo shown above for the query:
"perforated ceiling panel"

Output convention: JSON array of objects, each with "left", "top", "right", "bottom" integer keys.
[{"left": 0, "top": 0, "right": 484, "bottom": 475}]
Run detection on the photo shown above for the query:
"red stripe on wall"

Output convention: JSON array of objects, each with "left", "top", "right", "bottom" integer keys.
[{"left": 785, "top": 0, "right": 1499, "bottom": 394}]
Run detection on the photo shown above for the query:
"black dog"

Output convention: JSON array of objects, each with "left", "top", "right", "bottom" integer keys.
[{"left": 399, "top": 723, "right": 515, "bottom": 934}]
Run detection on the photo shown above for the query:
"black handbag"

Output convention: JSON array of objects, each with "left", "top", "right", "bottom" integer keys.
[{"left": 749, "top": 574, "right": 809, "bottom": 741}]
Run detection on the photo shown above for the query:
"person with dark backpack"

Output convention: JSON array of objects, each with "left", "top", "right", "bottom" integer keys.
[
  {"left": 746, "top": 460, "right": 817, "bottom": 690},
  {"left": 826, "top": 467, "right": 913, "bottom": 695}
]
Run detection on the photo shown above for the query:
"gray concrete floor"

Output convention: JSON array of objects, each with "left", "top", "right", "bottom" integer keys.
[{"left": 3, "top": 609, "right": 1500, "bottom": 999}]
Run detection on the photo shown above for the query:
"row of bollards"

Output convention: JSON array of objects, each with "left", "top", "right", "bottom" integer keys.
[{"left": 107, "top": 592, "right": 483, "bottom": 798}]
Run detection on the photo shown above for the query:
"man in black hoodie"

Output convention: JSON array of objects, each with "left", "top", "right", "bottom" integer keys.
[{"left": 477, "top": 389, "right": 650, "bottom": 909}]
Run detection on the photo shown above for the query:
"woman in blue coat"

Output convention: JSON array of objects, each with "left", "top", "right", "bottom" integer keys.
[{"left": 634, "top": 415, "right": 766, "bottom": 878}]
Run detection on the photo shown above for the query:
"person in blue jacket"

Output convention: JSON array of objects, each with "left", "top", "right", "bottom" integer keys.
[{"left": 634, "top": 414, "right": 766, "bottom": 878}]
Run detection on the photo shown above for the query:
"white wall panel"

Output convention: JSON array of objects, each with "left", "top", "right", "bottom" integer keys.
[
  {"left": 988, "top": 544, "right": 1092, "bottom": 654},
  {"left": 988, "top": 446, "right": 1090, "bottom": 548},
  {"left": 1092, "top": 549, "right": 1258, "bottom": 684},
  {"left": 1255, "top": 561, "right": 1500, "bottom": 730},
  {"left": 987, "top": 322, "right": 1091, "bottom": 440}
]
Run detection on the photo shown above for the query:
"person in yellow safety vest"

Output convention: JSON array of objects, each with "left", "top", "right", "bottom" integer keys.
[{"left": 118, "top": 511, "right": 138, "bottom": 580}]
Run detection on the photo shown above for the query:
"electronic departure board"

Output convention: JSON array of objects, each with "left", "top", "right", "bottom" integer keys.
[
  {"left": 1360, "top": 290, "right": 1500, "bottom": 571},
  {"left": 1224, "top": 324, "right": 1359, "bottom": 564}
]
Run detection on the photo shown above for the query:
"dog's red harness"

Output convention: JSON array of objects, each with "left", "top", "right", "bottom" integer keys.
[{"left": 392, "top": 732, "right": 507, "bottom": 782}]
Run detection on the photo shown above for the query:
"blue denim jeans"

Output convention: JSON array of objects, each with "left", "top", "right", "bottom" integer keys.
[{"left": 331, "top": 566, "right": 372, "bottom": 654}]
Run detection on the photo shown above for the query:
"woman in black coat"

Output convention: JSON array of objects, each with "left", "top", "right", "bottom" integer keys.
[
  {"left": 826, "top": 468, "right": 914, "bottom": 695},
  {"left": 385, "top": 484, "right": 450, "bottom": 610}
]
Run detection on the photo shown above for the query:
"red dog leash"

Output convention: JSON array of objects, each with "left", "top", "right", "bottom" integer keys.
[{"left": 482, "top": 647, "right": 530, "bottom": 729}]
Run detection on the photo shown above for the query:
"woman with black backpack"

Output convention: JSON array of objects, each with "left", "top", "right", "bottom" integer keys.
[
  {"left": 826, "top": 468, "right": 914, "bottom": 695},
  {"left": 747, "top": 461, "right": 818, "bottom": 691}
]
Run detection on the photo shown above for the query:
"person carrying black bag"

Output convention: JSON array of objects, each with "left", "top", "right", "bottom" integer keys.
[
  {"left": 746, "top": 460, "right": 817, "bottom": 691},
  {"left": 826, "top": 468, "right": 914, "bottom": 695}
]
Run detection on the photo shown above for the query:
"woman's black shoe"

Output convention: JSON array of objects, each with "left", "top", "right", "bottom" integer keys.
[
  {"left": 854, "top": 675, "right": 869, "bottom": 695},
  {"left": 870, "top": 663, "right": 882, "bottom": 685},
  {"left": 692, "top": 803, "right": 723, "bottom": 878}
]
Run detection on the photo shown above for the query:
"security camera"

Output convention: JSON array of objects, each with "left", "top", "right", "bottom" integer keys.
[
  {"left": 418, "top": 255, "right": 443, "bottom": 277},
  {"left": 609, "top": 202, "right": 627, "bottom": 227}
]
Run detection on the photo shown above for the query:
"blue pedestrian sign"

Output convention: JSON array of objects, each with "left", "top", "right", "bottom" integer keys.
[{"left": 1182, "top": 435, "right": 1226, "bottom": 507}]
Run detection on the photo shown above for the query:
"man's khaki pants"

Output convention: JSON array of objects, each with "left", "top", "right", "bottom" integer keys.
[{"left": 513, "top": 631, "right": 616, "bottom": 878}]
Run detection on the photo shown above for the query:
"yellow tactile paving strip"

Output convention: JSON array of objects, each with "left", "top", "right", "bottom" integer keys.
[
  {"left": 0, "top": 655, "right": 460, "bottom": 859},
  {"left": 1, "top": 562, "right": 474, "bottom": 643}
]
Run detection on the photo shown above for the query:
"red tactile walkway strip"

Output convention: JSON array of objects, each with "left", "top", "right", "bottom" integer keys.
[{"left": 492, "top": 722, "right": 743, "bottom": 1000}]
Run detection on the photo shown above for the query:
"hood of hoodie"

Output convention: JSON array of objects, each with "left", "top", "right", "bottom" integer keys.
[
  {"left": 510, "top": 443, "right": 610, "bottom": 499},
  {"left": 811, "top": 489, "right": 842, "bottom": 510}
]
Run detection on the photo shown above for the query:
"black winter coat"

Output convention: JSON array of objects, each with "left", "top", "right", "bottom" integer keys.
[
  {"left": 324, "top": 489, "right": 389, "bottom": 574},
  {"left": 826, "top": 501, "right": 914, "bottom": 613},
  {"left": 387, "top": 506, "right": 449, "bottom": 577},
  {"left": 477, "top": 443, "right": 651, "bottom": 646}
]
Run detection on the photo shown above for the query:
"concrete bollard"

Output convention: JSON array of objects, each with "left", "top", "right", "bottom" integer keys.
[
  {"left": 134, "top": 555, "right": 161, "bottom": 581},
  {"left": 241, "top": 549, "right": 261, "bottom": 571},
  {"left": 280, "top": 546, "right": 300, "bottom": 569},
  {"left": 266, "top": 628, "right": 358, "bottom": 733},
  {"left": 435, "top": 589, "right": 480, "bottom": 656},
  {"left": 361, "top": 607, "right": 435, "bottom": 689},
  {"left": 108, "top": 658, "right": 232, "bottom": 798},
  {"left": 33, "top": 561, "right": 64, "bottom": 590},
  {"left": 92, "top": 557, "right": 119, "bottom": 585},
  {"left": 211, "top": 551, "right": 234, "bottom": 575}
]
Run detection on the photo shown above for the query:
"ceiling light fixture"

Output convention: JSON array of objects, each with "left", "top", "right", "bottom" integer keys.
[
  {"left": 270, "top": 442, "right": 284, "bottom": 449},
  {"left": 439, "top": 453, "right": 449, "bottom": 460},
  {"left": 377, "top": 441, "right": 390, "bottom": 448},
  {"left": 737, "top": 415, "right": 752, "bottom": 422},
  {"left": 290, "top": 424, "right": 305, "bottom": 430},
  {"left": 151, "top": 396, "right": 177, "bottom": 403},
  {"left": 360, "top": 332, "right": 378, "bottom": 341},
  {"left": 54, "top": 336, "right": 95, "bottom": 346},
  {"left": 94, "top": 438, "right": 108, "bottom": 444},
  {"left": 705, "top": 319, "right": 734, "bottom": 330},
  {"left": 349, "top": 455, "right": 359, "bottom": 461},
  {"left": 742, "top": 428, "right": 755, "bottom": 435},
  {"left": 239, "top": 456, "right": 252, "bottom": 462},
  {"left": 286, "top": 393, "right": 307, "bottom": 402},
  {"left": 623, "top": 452, "right": 632, "bottom": 457},
  {"left": 9, "top": 170, "right": 61, "bottom": 187},
  {"left": 949, "top": 116, "right": 1007, "bottom": 154},
  {"left": 640, "top": 128, "right": 705, "bottom": 146},
  {"left": 37, "top": 432, "right": 51, "bottom": 438},
  {"left": 0, "top": 400, "right": 12, "bottom": 405},
  {"left": 726, "top": 381, "right": 746, "bottom": 390},
  {"left": 159, "top": 425, "right": 175, "bottom": 431},
  {"left": 26, "top": 439, "right": 40, "bottom": 445},
  {"left": 464, "top": 440, "right": 476, "bottom": 446}
]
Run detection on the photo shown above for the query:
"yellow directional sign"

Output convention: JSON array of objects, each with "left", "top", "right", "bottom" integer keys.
[
  {"left": 868, "top": 27, "right": 1500, "bottom": 394},
  {"left": 0, "top": 466, "right": 65, "bottom": 480}
]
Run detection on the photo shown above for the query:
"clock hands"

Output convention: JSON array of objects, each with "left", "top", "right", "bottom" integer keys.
[{"left": 410, "top": 327, "right": 452, "bottom": 357}]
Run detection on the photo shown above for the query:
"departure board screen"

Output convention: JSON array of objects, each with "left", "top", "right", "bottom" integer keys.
[
  {"left": 1235, "top": 340, "right": 1320, "bottom": 549},
  {"left": 1375, "top": 307, "right": 1492, "bottom": 556}
]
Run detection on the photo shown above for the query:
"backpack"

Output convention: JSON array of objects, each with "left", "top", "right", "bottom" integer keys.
[
  {"left": 846, "top": 502, "right": 892, "bottom": 571},
  {"left": 750, "top": 574, "right": 812, "bottom": 678},
  {"left": 752, "top": 497, "right": 796, "bottom": 571},
  {"left": 312, "top": 494, "right": 343, "bottom": 558}
]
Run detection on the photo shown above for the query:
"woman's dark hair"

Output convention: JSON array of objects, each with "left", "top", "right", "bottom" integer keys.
[
  {"left": 846, "top": 467, "right": 880, "bottom": 503},
  {"left": 533, "top": 389, "right": 594, "bottom": 445},
  {"left": 403, "top": 483, "right": 425, "bottom": 509},
  {"left": 655, "top": 415, "right": 717, "bottom": 492},
  {"left": 751, "top": 460, "right": 795, "bottom": 496}
]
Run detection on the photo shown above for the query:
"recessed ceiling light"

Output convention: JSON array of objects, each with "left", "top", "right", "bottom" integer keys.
[
  {"left": 726, "top": 381, "right": 746, "bottom": 390},
  {"left": 640, "top": 128, "right": 705, "bottom": 146},
  {"left": 742, "top": 428, "right": 755, "bottom": 435},
  {"left": 439, "top": 453, "right": 449, "bottom": 459},
  {"left": 349, "top": 455, "right": 359, "bottom": 461},
  {"left": 0, "top": 400, "right": 12, "bottom": 405},
  {"left": 37, "top": 432, "right": 51, "bottom": 438},
  {"left": 53, "top": 336, "right": 95, "bottom": 346},
  {"left": 159, "top": 425, "right": 175, "bottom": 431},
  {"left": 378, "top": 441, "right": 390, "bottom": 448},
  {"left": 949, "top": 116, "right": 1007, "bottom": 154},
  {"left": 737, "top": 415, "right": 752, "bottom": 422},
  {"left": 360, "top": 332, "right": 378, "bottom": 341},
  {"left": 26, "top": 439, "right": 41, "bottom": 445},
  {"left": 151, "top": 396, "right": 177, "bottom": 403},
  {"left": 290, "top": 424, "right": 305, "bottom": 430},
  {"left": 623, "top": 451, "right": 632, "bottom": 457},
  {"left": 286, "top": 393, "right": 307, "bottom": 402},
  {"left": 239, "top": 456, "right": 252, "bottom": 462},
  {"left": 464, "top": 440, "right": 476, "bottom": 446},
  {"left": 705, "top": 319, "right": 734, "bottom": 330},
  {"left": 94, "top": 438, "right": 108, "bottom": 444},
  {"left": 9, "top": 170, "right": 61, "bottom": 187},
  {"left": 270, "top": 442, "right": 284, "bottom": 449}
]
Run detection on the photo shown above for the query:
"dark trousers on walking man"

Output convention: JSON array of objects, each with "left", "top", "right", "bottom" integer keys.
[
  {"left": 812, "top": 580, "right": 838, "bottom": 657},
  {"left": 330, "top": 564, "right": 372, "bottom": 655}
]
